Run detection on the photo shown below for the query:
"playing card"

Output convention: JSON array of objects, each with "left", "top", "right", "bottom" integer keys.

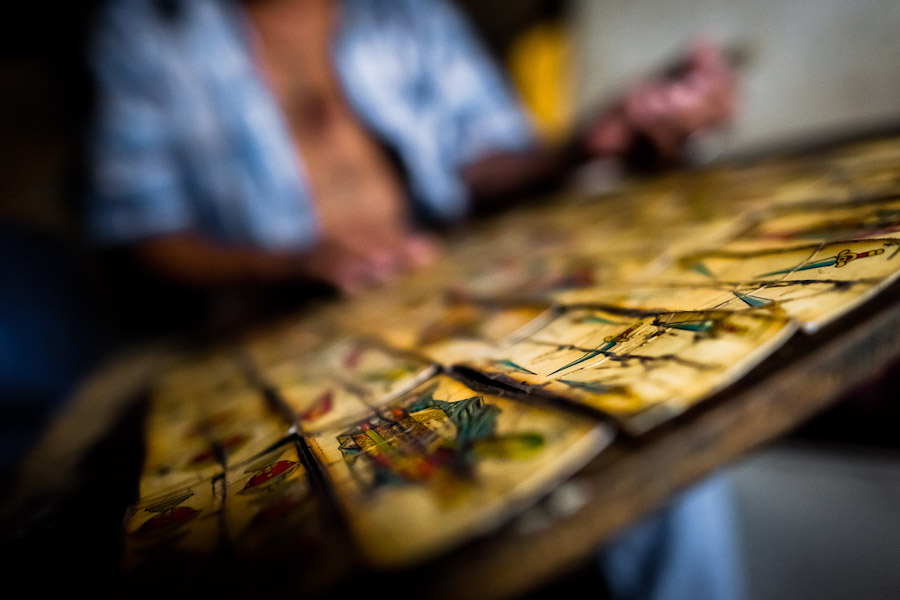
[{"left": 306, "top": 375, "right": 612, "bottom": 567}]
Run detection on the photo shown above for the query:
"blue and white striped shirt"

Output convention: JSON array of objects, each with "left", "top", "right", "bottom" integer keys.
[{"left": 87, "top": 0, "right": 535, "bottom": 250}]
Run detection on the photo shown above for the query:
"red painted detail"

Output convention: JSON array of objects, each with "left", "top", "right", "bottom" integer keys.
[
  {"left": 136, "top": 506, "right": 198, "bottom": 534},
  {"left": 300, "top": 390, "right": 334, "bottom": 422},
  {"left": 243, "top": 460, "right": 297, "bottom": 490},
  {"left": 343, "top": 344, "right": 366, "bottom": 369},
  {"left": 187, "top": 447, "right": 216, "bottom": 467},
  {"left": 221, "top": 433, "right": 248, "bottom": 453}
]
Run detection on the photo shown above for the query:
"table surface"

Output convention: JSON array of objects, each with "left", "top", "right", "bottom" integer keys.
[
  {"left": 5, "top": 276, "right": 899, "bottom": 600},
  {"left": 7, "top": 130, "right": 900, "bottom": 598},
  {"left": 416, "top": 280, "right": 900, "bottom": 600}
]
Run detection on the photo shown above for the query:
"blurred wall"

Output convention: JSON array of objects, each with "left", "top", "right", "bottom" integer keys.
[{"left": 571, "top": 0, "right": 900, "bottom": 155}]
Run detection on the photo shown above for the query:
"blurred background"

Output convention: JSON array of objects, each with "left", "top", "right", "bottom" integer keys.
[{"left": 2, "top": 1, "right": 899, "bottom": 597}]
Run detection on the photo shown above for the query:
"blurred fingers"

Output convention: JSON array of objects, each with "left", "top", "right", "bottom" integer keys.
[
  {"left": 305, "top": 221, "right": 439, "bottom": 294},
  {"left": 624, "top": 84, "right": 688, "bottom": 159},
  {"left": 402, "top": 233, "right": 440, "bottom": 268}
]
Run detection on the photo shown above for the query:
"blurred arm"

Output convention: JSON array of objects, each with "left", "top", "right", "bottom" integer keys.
[{"left": 462, "top": 39, "right": 738, "bottom": 208}]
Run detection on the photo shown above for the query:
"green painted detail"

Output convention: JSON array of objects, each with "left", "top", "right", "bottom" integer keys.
[
  {"left": 494, "top": 359, "right": 536, "bottom": 375},
  {"left": 689, "top": 261, "right": 715, "bottom": 278},
  {"left": 732, "top": 290, "right": 772, "bottom": 307},
  {"left": 757, "top": 256, "right": 836, "bottom": 277},
  {"left": 665, "top": 319, "right": 715, "bottom": 333},
  {"left": 578, "top": 315, "right": 619, "bottom": 325},
  {"left": 558, "top": 379, "right": 618, "bottom": 394},
  {"left": 409, "top": 394, "right": 499, "bottom": 444},
  {"left": 472, "top": 433, "right": 545, "bottom": 459},
  {"left": 548, "top": 350, "right": 602, "bottom": 376}
]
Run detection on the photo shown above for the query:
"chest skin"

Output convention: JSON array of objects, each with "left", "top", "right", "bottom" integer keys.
[{"left": 244, "top": 0, "right": 408, "bottom": 235}]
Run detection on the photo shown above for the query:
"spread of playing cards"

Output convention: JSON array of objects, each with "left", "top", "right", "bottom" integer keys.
[{"left": 124, "top": 135, "right": 900, "bottom": 574}]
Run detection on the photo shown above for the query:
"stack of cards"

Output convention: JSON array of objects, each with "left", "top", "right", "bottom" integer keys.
[{"left": 125, "top": 351, "right": 299, "bottom": 569}]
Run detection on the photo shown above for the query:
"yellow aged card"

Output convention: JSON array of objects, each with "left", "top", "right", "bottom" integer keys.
[
  {"left": 464, "top": 307, "right": 796, "bottom": 434},
  {"left": 306, "top": 375, "right": 612, "bottom": 567}
]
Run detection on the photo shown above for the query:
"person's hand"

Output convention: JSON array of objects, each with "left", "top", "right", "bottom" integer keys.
[
  {"left": 584, "top": 38, "right": 738, "bottom": 165},
  {"left": 288, "top": 230, "right": 437, "bottom": 295},
  {"left": 288, "top": 174, "right": 438, "bottom": 294}
]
